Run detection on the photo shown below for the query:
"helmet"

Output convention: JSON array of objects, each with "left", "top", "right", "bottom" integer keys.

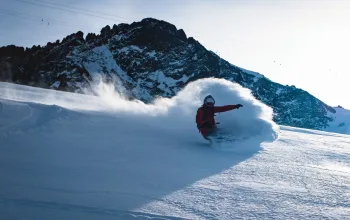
[{"left": 203, "top": 95, "right": 215, "bottom": 106}]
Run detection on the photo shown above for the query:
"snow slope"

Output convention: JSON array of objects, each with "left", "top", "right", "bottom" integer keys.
[{"left": 1, "top": 80, "right": 349, "bottom": 219}]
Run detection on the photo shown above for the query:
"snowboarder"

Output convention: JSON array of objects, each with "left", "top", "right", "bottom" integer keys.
[{"left": 196, "top": 95, "right": 243, "bottom": 138}]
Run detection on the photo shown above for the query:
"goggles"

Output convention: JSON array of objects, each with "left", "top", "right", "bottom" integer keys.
[{"left": 205, "top": 97, "right": 215, "bottom": 105}]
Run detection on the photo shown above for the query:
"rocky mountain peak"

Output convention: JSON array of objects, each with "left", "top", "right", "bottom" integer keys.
[{"left": 0, "top": 17, "right": 337, "bottom": 131}]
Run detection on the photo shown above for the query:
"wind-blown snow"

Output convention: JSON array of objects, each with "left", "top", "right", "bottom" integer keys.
[
  {"left": 0, "top": 78, "right": 278, "bottom": 151},
  {"left": 1, "top": 79, "right": 349, "bottom": 219}
]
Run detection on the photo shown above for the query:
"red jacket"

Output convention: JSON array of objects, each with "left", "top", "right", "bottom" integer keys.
[{"left": 196, "top": 105, "right": 240, "bottom": 136}]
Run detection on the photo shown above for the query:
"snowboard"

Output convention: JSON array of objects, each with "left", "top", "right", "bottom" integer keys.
[{"left": 203, "top": 130, "right": 249, "bottom": 145}]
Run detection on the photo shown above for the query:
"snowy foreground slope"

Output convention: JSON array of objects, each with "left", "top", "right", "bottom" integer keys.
[{"left": 1, "top": 80, "right": 350, "bottom": 220}]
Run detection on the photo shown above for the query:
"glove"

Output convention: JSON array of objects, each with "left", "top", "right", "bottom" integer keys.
[{"left": 237, "top": 104, "right": 243, "bottom": 108}]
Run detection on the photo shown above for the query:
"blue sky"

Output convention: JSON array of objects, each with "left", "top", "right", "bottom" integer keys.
[{"left": 1, "top": 0, "right": 350, "bottom": 108}]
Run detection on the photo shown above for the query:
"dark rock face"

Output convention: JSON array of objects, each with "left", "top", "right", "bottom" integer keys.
[{"left": 0, "top": 17, "right": 335, "bottom": 130}]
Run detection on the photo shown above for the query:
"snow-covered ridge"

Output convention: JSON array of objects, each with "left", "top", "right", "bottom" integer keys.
[
  {"left": 326, "top": 106, "right": 350, "bottom": 134},
  {"left": 231, "top": 64, "right": 264, "bottom": 80}
]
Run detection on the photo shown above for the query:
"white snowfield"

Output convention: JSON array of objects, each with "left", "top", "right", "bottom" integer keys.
[{"left": 0, "top": 79, "right": 349, "bottom": 220}]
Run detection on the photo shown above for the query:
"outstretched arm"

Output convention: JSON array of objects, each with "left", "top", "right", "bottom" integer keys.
[{"left": 214, "top": 104, "right": 242, "bottom": 113}]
